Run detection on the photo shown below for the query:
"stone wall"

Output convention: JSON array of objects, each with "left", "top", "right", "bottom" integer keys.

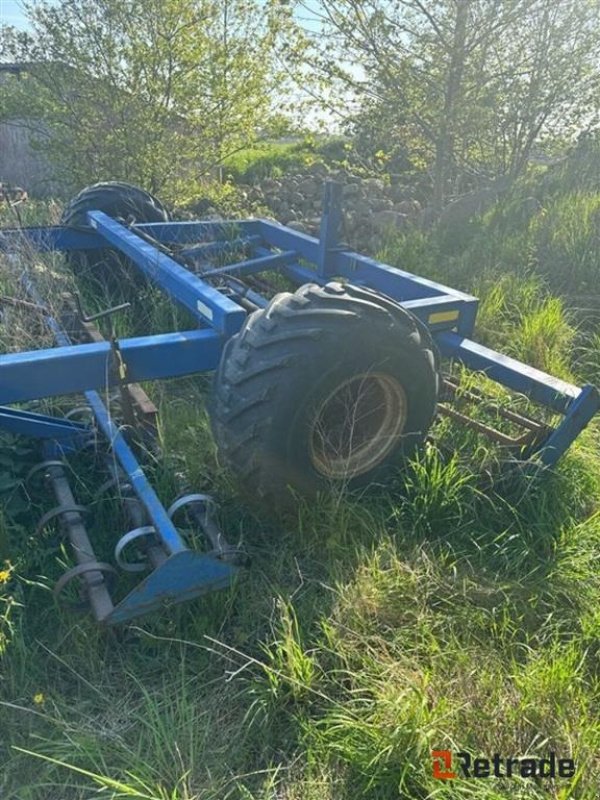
[{"left": 236, "top": 165, "right": 423, "bottom": 250}]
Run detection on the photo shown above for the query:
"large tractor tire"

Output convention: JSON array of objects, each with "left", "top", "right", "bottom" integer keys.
[
  {"left": 210, "top": 281, "right": 440, "bottom": 509},
  {"left": 60, "top": 181, "right": 170, "bottom": 285}
]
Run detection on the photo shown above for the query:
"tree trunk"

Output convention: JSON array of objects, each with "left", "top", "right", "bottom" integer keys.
[{"left": 432, "top": 0, "right": 469, "bottom": 211}]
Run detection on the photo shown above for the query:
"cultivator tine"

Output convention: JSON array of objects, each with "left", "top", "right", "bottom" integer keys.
[
  {"left": 115, "top": 526, "right": 160, "bottom": 572},
  {"left": 438, "top": 376, "right": 553, "bottom": 456},
  {"left": 103, "top": 457, "right": 168, "bottom": 573},
  {"left": 35, "top": 504, "right": 91, "bottom": 537},
  {"left": 31, "top": 457, "right": 114, "bottom": 621},
  {"left": 26, "top": 460, "right": 69, "bottom": 485},
  {"left": 54, "top": 562, "right": 117, "bottom": 611},
  {"left": 179, "top": 234, "right": 262, "bottom": 263},
  {"left": 166, "top": 494, "right": 246, "bottom": 565}
]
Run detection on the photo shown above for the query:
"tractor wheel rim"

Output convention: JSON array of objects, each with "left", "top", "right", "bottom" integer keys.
[{"left": 309, "top": 372, "right": 408, "bottom": 479}]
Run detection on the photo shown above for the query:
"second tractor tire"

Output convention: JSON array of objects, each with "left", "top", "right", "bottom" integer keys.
[{"left": 60, "top": 181, "right": 170, "bottom": 286}]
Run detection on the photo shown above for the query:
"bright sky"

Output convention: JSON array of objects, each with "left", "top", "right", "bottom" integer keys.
[
  {"left": 0, "top": 0, "right": 324, "bottom": 32},
  {"left": 1, "top": 0, "right": 28, "bottom": 29}
]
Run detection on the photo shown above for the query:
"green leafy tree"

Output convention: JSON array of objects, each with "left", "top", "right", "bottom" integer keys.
[
  {"left": 1, "top": 0, "right": 292, "bottom": 199},
  {"left": 299, "top": 0, "right": 600, "bottom": 207}
]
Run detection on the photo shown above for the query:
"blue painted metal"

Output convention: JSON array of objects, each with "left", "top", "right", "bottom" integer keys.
[
  {"left": 535, "top": 384, "right": 600, "bottom": 467},
  {"left": 85, "top": 391, "right": 187, "bottom": 556},
  {"left": 0, "top": 224, "right": 103, "bottom": 252},
  {"left": 107, "top": 549, "right": 236, "bottom": 624},
  {"left": 180, "top": 234, "right": 262, "bottom": 261},
  {"left": 0, "top": 406, "right": 89, "bottom": 442},
  {"left": 12, "top": 279, "right": 238, "bottom": 623},
  {"left": 87, "top": 211, "right": 246, "bottom": 335},
  {"left": 136, "top": 219, "right": 255, "bottom": 245},
  {"left": 402, "top": 296, "right": 477, "bottom": 332},
  {"left": 200, "top": 248, "right": 298, "bottom": 278},
  {"left": 0, "top": 220, "right": 257, "bottom": 251},
  {"left": 316, "top": 181, "right": 343, "bottom": 277},
  {"left": 0, "top": 329, "right": 222, "bottom": 405},
  {"left": 436, "top": 331, "right": 580, "bottom": 414}
]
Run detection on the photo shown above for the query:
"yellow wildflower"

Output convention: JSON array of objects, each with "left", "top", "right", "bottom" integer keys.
[
  {"left": 0, "top": 570, "right": 10, "bottom": 585},
  {"left": 33, "top": 693, "right": 45, "bottom": 705}
]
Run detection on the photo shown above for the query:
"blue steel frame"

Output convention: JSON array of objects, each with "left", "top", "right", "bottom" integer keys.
[{"left": 0, "top": 181, "right": 598, "bottom": 622}]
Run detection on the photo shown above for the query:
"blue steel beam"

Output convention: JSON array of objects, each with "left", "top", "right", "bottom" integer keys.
[
  {"left": 316, "top": 181, "right": 343, "bottom": 278},
  {"left": 0, "top": 225, "right": 103, "bottom": 252},
  {"left": 200, "top": 249, "right": 298, "bottom": 278},
  {"left": 87, "top": 211, "right": 247, "bottom": 335},
  {"left": 0, "top": 329, "right": 222, "bottom": 405},
  {"left": 135, "top": 220, "right": 255, "bottom": 245},
  {"left": 436, "top": 331, "right": 583, "bottom": 414},
  {"left": 536, "top": 384, "right": 600, "bottom": 466},
  {"left": 85, "top": 391, "right": 188, "bottom": 556},
  {"left": 0, "top": 407, "right": 89, "bottom": 441},
  {"left": 333, "top": 251, "right": 476, "bottom": 322},
  {"left": 256, "top": 219, "right": 476, "bottom": 312},
  {"left": 0, "top": 221, "right": 258, "bottom": 252},
  {"left": 180, "top": 234, "right": 262, "bottom": 261},
  {"left": 246, "top": 244, "right": 477, "bottom": 334}
]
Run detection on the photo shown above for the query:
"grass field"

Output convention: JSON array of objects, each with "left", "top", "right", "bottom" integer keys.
[
  {"left": 0, "top": 157, "right": 599, "bottom": 799},
  {"left": 222, "top": 140, "right": 316, "bottom": 182}
]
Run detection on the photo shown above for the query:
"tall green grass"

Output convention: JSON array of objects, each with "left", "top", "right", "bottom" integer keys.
[{"left": 223, "top": 140, "right": 316, "bottom": 183}]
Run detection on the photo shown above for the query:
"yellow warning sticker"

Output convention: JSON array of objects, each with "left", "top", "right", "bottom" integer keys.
[{"left": 428, "top": 310, "right": 460, "bottom": 324}]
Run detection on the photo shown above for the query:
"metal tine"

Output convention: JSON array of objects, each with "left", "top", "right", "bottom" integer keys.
[
  {"left": 443, "top": 376, "right": 548, "bottom": 426},
  {"left": 54, "top": 561, "right": 117, "bottom": 611},
  {"left": 167, "top": 493, "right": 246, "bottom": 565},
  {"left": 36, "top": 456, "right": 114, "bottom": 621},
  {"left": 179, "top": 234, "right": 262, "bottom": 262},
  {"left": 102, "top": 457, "right": 168, "bottom": 572}
]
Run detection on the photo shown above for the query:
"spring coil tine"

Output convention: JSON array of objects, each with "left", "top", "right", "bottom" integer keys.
[
  {"left": 94, "top": 475, "right": 132, "bottom": 499},
  {"left": 64, "top": 405, "right": 95, "bottom": 422},
  {"left": 54, "top": 561, "right": 117, "bottom": 610},
  {"left": 114, "top": 526, "right": 157, "bottom": 572},
  {"left": 167, "top": 493, "right": 216, "bottom": 521},
  {"left": 77, "top": 436, "right": 105, "bottom": 456},
  {"left": 26, "top": 459, "right": 66, "bottom": 488},
  {"left": 35, "top": 504, "right": 91, "bottom": 537},
  {"left": 167, "top": 493, "right": 236, "bottom": 557}
]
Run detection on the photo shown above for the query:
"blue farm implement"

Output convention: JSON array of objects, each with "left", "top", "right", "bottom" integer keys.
[{"left": 0, "top": 180, "right": 598, "bottom": 624}]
